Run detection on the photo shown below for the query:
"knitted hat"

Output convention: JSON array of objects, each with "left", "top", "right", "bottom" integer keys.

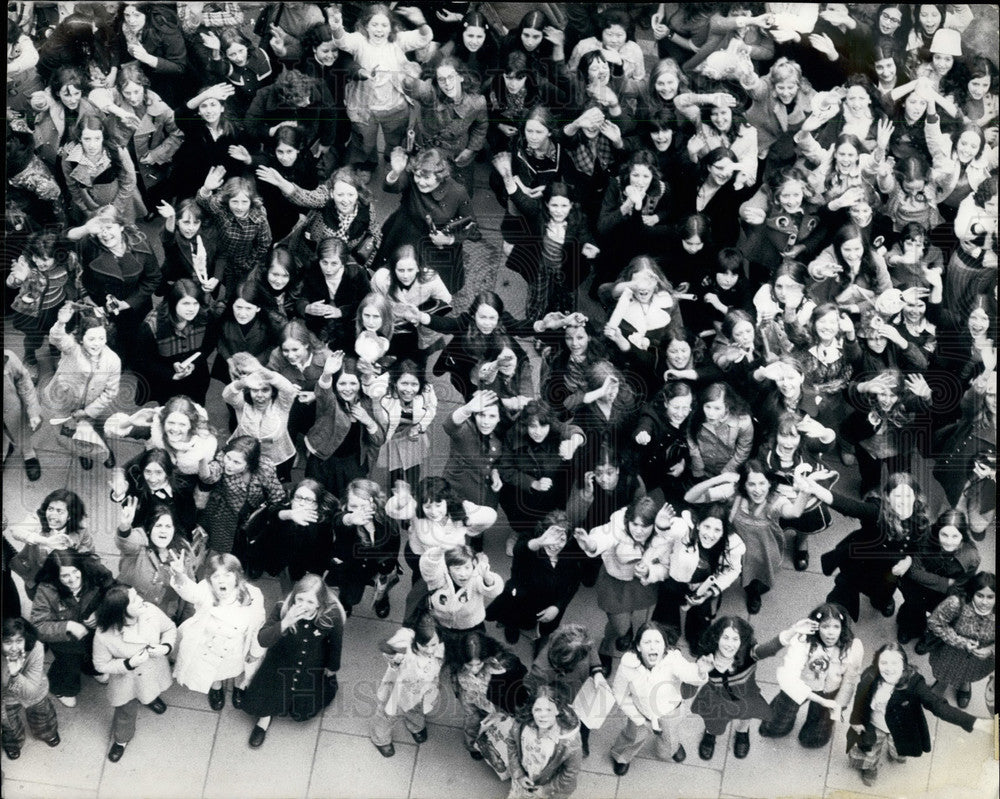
[{"left": 930, "top": 28, "right": 962, "bottom": 57}]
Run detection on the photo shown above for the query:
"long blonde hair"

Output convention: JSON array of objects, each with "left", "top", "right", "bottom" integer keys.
[{"left": 279, "top": 574, "right": 346, "bottom": 630}]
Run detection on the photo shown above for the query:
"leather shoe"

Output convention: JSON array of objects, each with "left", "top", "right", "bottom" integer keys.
[
  {"left": 231, "top": 687, "right": 245, "bottom": 709},
  {"left": 108, "top": 742, "right": 127, "bottom": 762},
  {"left": 793, "top": 550, "right": 809, "bottom": 571},
  {"left": 248, "top": 725, "right": 267, "bottom": 748},
  {"left": 469, "top": 749, "right": 484, "bottom": 760},
  {"left": 4, "top": 746, "right": 20, "bottom": 760},
  {"left": 698, "top": 732, "right": 716, "bottom": 761},
  {"left": 956, "top": 687, "right": 972, "bottom": 709},
  {"left": 24, "top": 458, "right": 41, "bottom": 481},
  {"left": 897, "top": 628, "right": 912, "bottom": 645},
  {"left": 373, "top": 595, "right": 391, "bottom": 619},
  {"left": 103, "top": 452, "right": 116, "bottom": 469},
  {"left": 612, "top": 759, "right": 630, "bottom": 776},
  {"left": 733, "top": 731, "right": 750, "bottom": 759},
  {"left": 914, "top": 635, "right": 932, "bottom": 656},
  {"left": 879, "top": 599, "right": 896, "bottom": 618},
  {"left": 411, "top": 727, "right": 428, "bottom": 743},
  {"left": 746, "top": 592, "right": 762, "bottom": 615},
  {"left": 672, "top": 745, "right": 686, "bottom": 763},
  {"left": 147, "top": 698, "right": 167, "bottom": 715},
  {"left": 374, "top": 742, "right": 395, "bottom": 758},
  {"left": 45, "top": 733, "right": 61, "bottom": 747},
  {"left": 79, "top": 456, "right": 94, "bottom": 470},
  {"left": 208, "top": 686, "right": 225, "bottom": 711}
]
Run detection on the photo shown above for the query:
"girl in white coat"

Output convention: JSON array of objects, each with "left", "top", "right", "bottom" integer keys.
[
  {"left": 609, "top": 621, "right": 711, "bottom": 774},
  {"left": 167, "top": 552, "right": 265, "bottom": 711}
]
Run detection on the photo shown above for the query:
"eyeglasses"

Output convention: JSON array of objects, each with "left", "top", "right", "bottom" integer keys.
[{"left": 293, "top": 494, "right": 318, "bottom": 504}]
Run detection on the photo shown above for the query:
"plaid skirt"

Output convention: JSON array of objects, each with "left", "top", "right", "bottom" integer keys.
[{"left": 848, "top": 727, "right": 900, "bottom": 772}]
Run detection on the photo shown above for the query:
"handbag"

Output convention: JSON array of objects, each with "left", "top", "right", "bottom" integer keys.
[
  {"left": 475, "top": 711, "right": 514, "bottom": 780},
  {"left": 236, "top": 501, "right": 270, "bottom": 577}
]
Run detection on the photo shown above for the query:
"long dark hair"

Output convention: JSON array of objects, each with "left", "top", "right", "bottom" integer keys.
[
  {"left": 686, "top": 504, "right": 731, "bottom": 575},
  {"left": 95, "top": 583, "right": 132, "bottom": 632},
  {"left": 463, "top": 292, "right": 508, "bottom": 351},
  {"left": 141, "top": 504, "right": 191, "bottom": 554},
  {"left": 158, "top": 278, "right": 208, "bottom": 331},
  {"left": 959, "top": 571, "right": 996, "bottom": 604},
  {"left": 806, "top": 602, "right": 855, "bottom": 658},
  {"left": 629, "top": 621, "right": 679, "bottom": 665},
  {"left": 506, "top": 11, "right": 555, "bottom": 60},
  {"left": 37, "top": 489, "right": 87, "bottom": 536},
  {"left": 69, "top": 115, "right": 128, "bottom": 176},
  {"left": 287, "top": 478, "right": 336, "bottom": 523},
  {"left": 830, "top": 224, "right": 881, "bottom": 289},
  {"left": 34, "top": 550, "right": 113, "bottom": 600},
  {"left": 449, "top": 10, "right": 499, "bottom": 68}
]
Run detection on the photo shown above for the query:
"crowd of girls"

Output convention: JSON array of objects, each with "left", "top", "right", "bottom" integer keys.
[{"left": 3, "top": 3, "right": 996, "bottom": 796}]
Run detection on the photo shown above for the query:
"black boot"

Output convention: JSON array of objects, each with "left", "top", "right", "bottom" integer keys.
[{"left": 698, "top": 732, "right": 717, "bottom": 760}]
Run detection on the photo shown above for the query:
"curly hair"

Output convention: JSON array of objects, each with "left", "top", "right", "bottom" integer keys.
[
  {"left": 697, "top": 615, "right": 756, "bottom": 665},
  {"left": 685, "top": 504, "right": 733, "bottom": 575}
]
